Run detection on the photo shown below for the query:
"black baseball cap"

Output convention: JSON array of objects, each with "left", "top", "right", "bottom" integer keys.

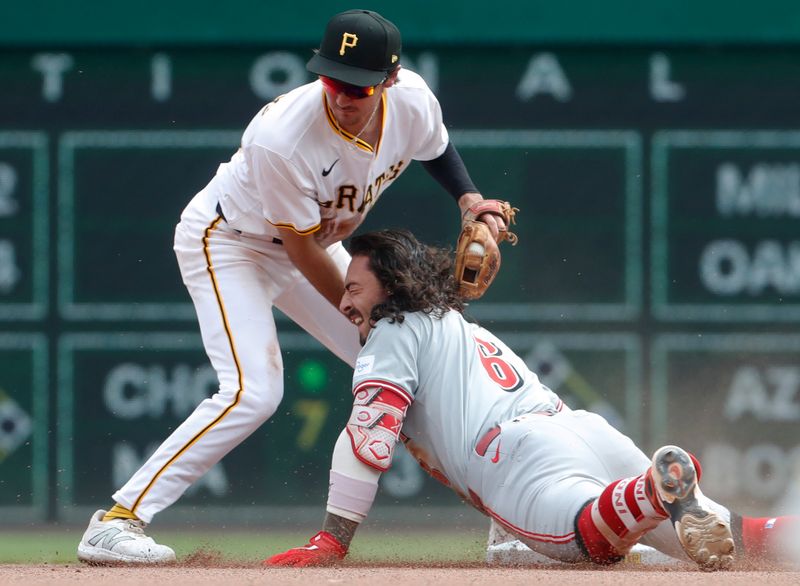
[{"left": 307, "top": 9, "right": 401, "bottom": 87}]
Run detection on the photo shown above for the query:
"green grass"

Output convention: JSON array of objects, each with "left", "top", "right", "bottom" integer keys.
[{"left": 0, "top": 528, "right": 486, "bottom": 564}]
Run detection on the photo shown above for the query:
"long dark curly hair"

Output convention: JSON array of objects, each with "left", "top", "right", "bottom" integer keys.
[{"left": 348, "top": 229, "right": 465, "bottom": 326}]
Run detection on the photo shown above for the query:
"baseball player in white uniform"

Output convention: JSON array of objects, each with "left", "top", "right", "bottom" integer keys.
[
  {"left": 266, "top": 229, "right": 799, "bottom": 570},
  {"left": 77, "top": 10, "right": 506, "bottom": 564}
]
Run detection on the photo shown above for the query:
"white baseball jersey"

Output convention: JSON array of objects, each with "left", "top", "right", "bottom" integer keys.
[
  {"left": 112, "top": 70, "right": 451, "bottom": 523},
  {"left": 209, "top": 68, "right": 449, "bottom": 246},
  {"left": 352, "top": 309, "right": 563, "bottom": 497}
]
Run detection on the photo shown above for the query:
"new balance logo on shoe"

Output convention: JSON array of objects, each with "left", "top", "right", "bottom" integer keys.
[{"left": 87, "top": 527, "right": 135, "bottom": 550}]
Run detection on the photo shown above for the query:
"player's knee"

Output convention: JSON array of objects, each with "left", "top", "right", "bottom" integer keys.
[
  {"left": 215, "top": 378, "right": 283, "bottom": 421},
  {"left": 240, "top": 380, "right": 284, "bottom": 418}
]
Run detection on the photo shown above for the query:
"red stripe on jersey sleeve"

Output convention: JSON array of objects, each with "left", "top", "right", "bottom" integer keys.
[{"left": 353, "top": 379, "right": 413, "bottom": 404}]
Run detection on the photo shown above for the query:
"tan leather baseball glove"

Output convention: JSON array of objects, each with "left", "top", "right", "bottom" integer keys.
[{"left": 454, "top": 200, "right": 518, "bottom": 300}]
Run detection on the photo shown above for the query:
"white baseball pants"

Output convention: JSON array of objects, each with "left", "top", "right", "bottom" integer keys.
[
  {"left": 112, "top": 188, "right": 361, "bottom": 522},
  {"left": 468, "top": 409, "right": 708, "bottom": 562}
]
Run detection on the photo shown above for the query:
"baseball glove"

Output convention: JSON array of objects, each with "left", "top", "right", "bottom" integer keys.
[{"left": 454, "top": 199, "right": 518, "bottom": 300}]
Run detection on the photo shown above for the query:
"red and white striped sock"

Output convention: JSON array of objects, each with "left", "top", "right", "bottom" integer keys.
[
  {"left": 577, "top": 470, "right": 669, "bottom": 563},
  {"left": 741, "top": 515, "right": 800, "bottom": 561}
]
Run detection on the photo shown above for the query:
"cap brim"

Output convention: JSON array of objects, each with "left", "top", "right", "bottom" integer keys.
[{"left": 307, "top": 53, "right": 387, "bottom": 87}]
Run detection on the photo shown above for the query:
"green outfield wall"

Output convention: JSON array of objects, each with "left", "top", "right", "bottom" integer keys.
[
  {"left": 1, "top": 3, "right": 799, "bottom": 526},
  {"left": 4, "top": 0, "right": 800, "bottom": 45}
]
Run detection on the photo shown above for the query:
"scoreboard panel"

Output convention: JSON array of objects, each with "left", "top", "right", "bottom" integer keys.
[
  {"left": 57, "top": 131, "right": 239, "bottom": 320},
  {"left": 652, "top": 334, "right": 800, "bottom": 514},
  {"left": 377, "top": 130, "right": 643, "bottom": 321},
  {"left": 0, "top": 133, "right": 48, "bottom": 320},
  {"left": 652, "top": 131, "right": 800, "bottom": 321},
  {"left": 2, "top": 44, "right": 799, "bottom": 520},
  {"left": 0, "top": 334, "right": 48, "bottom": 521}
]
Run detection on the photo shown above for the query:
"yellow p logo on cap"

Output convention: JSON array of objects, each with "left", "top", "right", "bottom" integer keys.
[{"left": 340, "top": 33, "right": 358, "bottom": 55}]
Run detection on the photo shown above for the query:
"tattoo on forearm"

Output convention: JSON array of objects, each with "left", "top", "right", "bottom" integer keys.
[{"left": 322, "top": 512, "right": 359, "bottom": 548}]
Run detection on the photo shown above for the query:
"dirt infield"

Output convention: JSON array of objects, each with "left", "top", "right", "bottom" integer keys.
[{"left": 2, "top": 563, "right": 799, "bottom": 585}]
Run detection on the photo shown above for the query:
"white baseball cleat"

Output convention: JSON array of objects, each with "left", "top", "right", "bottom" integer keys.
[
  {"left": 651, "top": 446, "right": 735, "bottom": 571},
  {"left": 77, "top": 509, "right": 176, "bottom": 564}
]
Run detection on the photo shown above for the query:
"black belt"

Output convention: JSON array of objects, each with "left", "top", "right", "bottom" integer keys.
[{"left": 216, "top": 202, "right": 282, "bottom": 245}]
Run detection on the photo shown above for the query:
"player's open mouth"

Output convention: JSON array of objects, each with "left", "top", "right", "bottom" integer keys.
[{"left": 345, "top": 311, "right": 363, "bottom": 326}]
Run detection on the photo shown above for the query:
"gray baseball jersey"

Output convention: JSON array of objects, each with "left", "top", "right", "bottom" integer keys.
[
  {"left": 352, "top": 309, "right": 563, "bottom": 497},
  {"left": 348, "top": 310, "right": 691, "bottom": 562}
]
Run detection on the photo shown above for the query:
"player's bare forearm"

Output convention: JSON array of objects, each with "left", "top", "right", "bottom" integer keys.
[
  {"left": 278, "top": 228, "right": 345, "bottom": 308},
  {"left": 322, "top": 512, "right": 360, "bottom": 549},
  {"left": 457, "top": 191, "right": 484, "bottom": 213}
]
